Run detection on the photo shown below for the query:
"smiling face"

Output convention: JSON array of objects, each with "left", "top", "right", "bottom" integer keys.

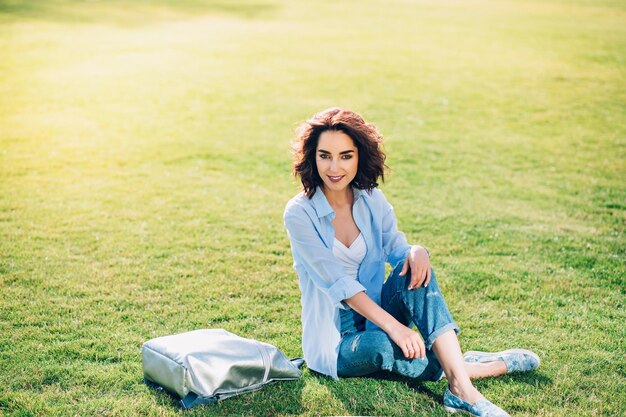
[{"left": 315, "top": 130, "right": 359, "bottom": 194}]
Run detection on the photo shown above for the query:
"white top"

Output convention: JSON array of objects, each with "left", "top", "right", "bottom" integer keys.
[{"left": 332, "top": 233, "right": 366, "bottom": 279}]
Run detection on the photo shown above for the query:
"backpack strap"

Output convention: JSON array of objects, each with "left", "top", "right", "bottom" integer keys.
[
  {"left": 180, "top": 391, "right": 218, "bottom": 409},
  {"left": 290, "top": 357, "right": 305, "bottom": 369}
]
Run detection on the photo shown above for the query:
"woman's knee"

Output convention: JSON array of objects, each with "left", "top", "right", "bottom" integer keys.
[
  {"left": 341, "top": 331, "right": 394, "bottom": 361},
  {"left": 358, "top": 331, "right": 395, "bottom": 356},
  {"left": 402, "top": 268, "right": 441, "bottom": 295},
  {"left": 338, "top": 331, "right": 396, "bottom": 377},
  {"left": 390, "top": 264, "right": 438, "bottom": 284}
]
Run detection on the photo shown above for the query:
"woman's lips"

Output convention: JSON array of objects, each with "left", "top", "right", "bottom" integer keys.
[{"left": 327, "top": 175, "right": 344, "bottom": 183}]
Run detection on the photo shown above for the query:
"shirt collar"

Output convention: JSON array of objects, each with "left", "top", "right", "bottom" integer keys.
[{"left": 311, "top": 186, "right": 368, "bottom": 219}]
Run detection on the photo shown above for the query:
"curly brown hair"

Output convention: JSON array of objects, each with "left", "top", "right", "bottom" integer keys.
[{"left": 292, "top": 107, "right": 387, "bottom": 198}]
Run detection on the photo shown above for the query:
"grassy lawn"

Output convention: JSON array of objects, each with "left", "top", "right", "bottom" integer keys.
[{"left": 0, "top": 0, "right": 624, "bottom": 415}]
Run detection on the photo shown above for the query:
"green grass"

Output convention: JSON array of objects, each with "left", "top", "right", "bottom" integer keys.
[{"left": 0, "top": 0, "right": 624, "bottom": 415}]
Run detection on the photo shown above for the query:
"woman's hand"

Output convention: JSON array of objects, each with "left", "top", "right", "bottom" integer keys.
[
  {"left": 345, "top": 293, "right": 425, "bottom": 360},
  {"left": 387, "top": 322, "right": 425, "bottom": 360},
  {"left": 400, "top": 245, "right": 431, "bottom": 289}
]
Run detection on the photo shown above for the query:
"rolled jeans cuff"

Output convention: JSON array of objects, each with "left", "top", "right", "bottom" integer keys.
[{"left": 424, "top": 322, "right": 460, "bottom": 350}]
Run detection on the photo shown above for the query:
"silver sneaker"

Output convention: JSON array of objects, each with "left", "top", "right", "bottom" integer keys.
[
  {"left": 443, "top": 386, "right": 510, "bottom": 416},
  {"left": 463, "top": 349, "right": 540, "bottom": 374}
]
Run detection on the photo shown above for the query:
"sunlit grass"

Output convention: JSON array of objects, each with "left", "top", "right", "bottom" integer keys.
[{"left": 0, "top": 0, "right": 624, "bottom": 416}]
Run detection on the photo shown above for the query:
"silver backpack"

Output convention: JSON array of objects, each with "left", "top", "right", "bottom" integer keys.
[{"left": 142, "top": 329, "right": 304, "bottom": 408}]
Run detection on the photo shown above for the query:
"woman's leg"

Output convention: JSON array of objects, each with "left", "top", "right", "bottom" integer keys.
[
  {"left": 337, "top": 302, "right": 443, "bottom": 379},
  {"left": 380, "top": 265, "right": 460, "bottom": 358},
  {"left": 432, "top": 329, "right": 484, "bottom": 403},
  {"left": 465, "top": 361, "right": 508, "bottom": 379},
  {"left": 380, "top": 264, "right": 459, "bottom": 369},
  {"left": 337, "top": 328, "right": 443, "bottom": 379},
  {"left": 382, "top": 265, "right": 503, "bottom": 400}
]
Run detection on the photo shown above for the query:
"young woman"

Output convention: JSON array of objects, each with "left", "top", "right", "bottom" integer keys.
[{"left": 284, "top": 108, "right": 540, "bottom": 416}]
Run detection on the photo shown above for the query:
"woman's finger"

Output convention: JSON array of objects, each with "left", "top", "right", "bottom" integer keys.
[
  {"left": 411, "top": 260, "right": 423, "bottom": 288},
  {"left": 412, "top": 264, "right": 425, "bottom": 289},
  {"left": 409, "top": 265, "right": 416, "bottom": 289},
  {"left": 400, "top": 257, "right": 409, "bottom": 277},
  {"left": 399, "top": 342, "right": 410, "bottom": 359},
  {"left": 406, "top": 344, "right": 414, "bottom": 359},
  {"left": 408, "top": 344, "right": 416, "bottom": 359},
  {"left": 424, "top": 267, "right": 432, "bottom": 287},
  {"left": 411, "top": 338, "right": 424, "bottom": 359},
  {"left": 418, "top": 265, "right": 427, "bottom": 287},
  {"left": 409, "top": 336, "right": 422, "bottom": 360}
]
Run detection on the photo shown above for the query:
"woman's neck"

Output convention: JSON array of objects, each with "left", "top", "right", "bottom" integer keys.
[{"left": 321, "top": 186, "right": 353, "bottom": 208}]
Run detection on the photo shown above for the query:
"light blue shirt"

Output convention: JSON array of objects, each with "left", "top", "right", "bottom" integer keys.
[{"left": 284, "top": 186, "right": 411, "bottom": 379}]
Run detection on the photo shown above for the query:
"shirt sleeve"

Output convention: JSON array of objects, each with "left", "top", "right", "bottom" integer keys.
[
  {"left": 380, "top": 193, "right": 411, "bottom": 268},
  {"left": 284, "top": 207, "right": 366, "bottom": 307}
]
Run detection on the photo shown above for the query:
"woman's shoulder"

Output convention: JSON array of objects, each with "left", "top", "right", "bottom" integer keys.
[
  {"left": 362, "top": 187, "right": 390, "bottom": 208},
  {"left": 284, "top": 191, "right": 312, "bottom": 218},
  {"left": 367, "top": 187, "right": 386, "bottom": 200}
]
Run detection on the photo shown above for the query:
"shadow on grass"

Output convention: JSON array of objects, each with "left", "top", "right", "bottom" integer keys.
[
  {"left": 0, "top": 0, "right": 279, "bottom": 26},
  {"left": 370, "top": 370, "right": 445, "bottom": 402},
  {"left": 473, "top": 371, "right": 553, "bottom": 389},
  {"left": 144, "top": 376, "right": 306, "bottom": 416},
  {"left": 309, "top": 369, "right": 444, "bottom": 415},
  {"left": 310, "top": 368, "right": 553, "bottom": 415}
]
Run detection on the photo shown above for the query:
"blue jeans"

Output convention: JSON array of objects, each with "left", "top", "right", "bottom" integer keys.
[{"left": 337, "top": 265, "right": 459, "bottom": 381}]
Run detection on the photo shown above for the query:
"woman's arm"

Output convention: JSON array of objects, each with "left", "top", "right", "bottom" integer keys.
[
  {"left": 345, "top": 291, "right": 425, "bottom": 360},
  {"left": 284, "top": 203, "right": 366, "bottom": 306},
  {"left": 377, "top": 190, "right": 432, "bottom": 289}
]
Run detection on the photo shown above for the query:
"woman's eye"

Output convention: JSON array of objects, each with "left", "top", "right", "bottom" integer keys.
[
  {"left": 341, "top": 155, "right": 353, "bottom": 160},
  {"left": 319, "top": 154, "right": 329, "bottom": 159}
]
